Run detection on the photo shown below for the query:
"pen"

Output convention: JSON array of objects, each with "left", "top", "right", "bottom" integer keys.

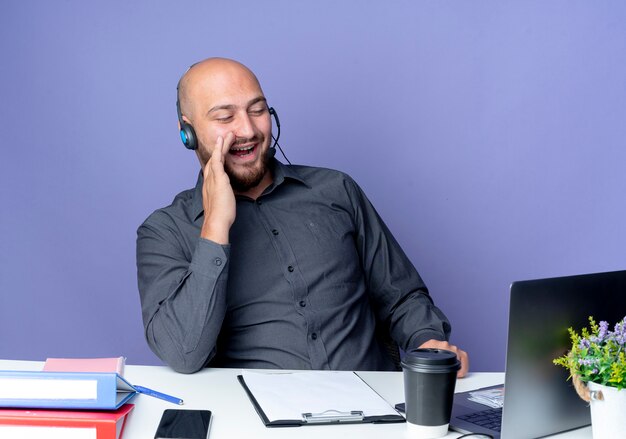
[{"left": 134, "top": 385, "right": 184, "bottom": 405}]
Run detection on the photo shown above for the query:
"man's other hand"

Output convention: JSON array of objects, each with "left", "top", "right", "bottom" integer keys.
[{"left": 418, "top": 339, "right": 470, "bottom": 378}]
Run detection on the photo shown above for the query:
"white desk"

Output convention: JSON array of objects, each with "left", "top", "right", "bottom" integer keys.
[{"left": 0, "top": 360, "right": 591, "bottom": 439}]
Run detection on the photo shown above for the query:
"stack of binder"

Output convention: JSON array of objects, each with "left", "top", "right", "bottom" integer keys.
[{"left": 0, "top": 358, "right": 135, "bottom": 439}]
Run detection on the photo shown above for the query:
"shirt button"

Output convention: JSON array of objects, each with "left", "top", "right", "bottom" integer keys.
[
  {"left": 214, "top": 258, "right": 222, "bottom": 266},
  {"left": 311, "top": 333, "right": 318, "bottom": 340},
  {"left": 272, "top": 229, "right": 279, "bottom": 236},
  {"left": 257, "top": 200, "right": 263, "bottom": 205},
  {"left": 299, "top": 300, "right": 306, "bottom": 307},
  {"left": 288, "top": 265, "right": 294, "bottom": 272}
]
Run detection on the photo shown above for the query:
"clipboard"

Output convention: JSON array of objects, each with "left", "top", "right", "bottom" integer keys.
[{"left": 237, "top": 370, "right": 405, "bottom": 427}]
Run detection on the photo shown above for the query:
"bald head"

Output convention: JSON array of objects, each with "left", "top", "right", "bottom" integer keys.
[
  {"left": 177, "top": 57, "right": 264, "bottom": 122},
  {"left": 174, "top": 57, "right": 273, "bottom": 196}
]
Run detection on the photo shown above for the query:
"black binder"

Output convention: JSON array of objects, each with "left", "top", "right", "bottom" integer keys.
[{"left": 237, "top": 371, "right": 405, "bottom": 427}]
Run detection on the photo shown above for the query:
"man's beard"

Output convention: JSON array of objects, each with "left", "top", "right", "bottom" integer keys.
[{"left": 225, "top": 151, "right": 271, "bottom": 193}]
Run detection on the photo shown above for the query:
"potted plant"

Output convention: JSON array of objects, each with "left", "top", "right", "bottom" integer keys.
[{"left": 553, "top": 316, "right": 626, "bottom": 438}]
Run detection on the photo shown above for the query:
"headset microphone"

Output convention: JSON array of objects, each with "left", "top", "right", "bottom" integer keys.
[
  {"left": 269, "top": 107, "right": 291, "bottom": 164},
  {"left": 268, "top": 107, "right": 279, "bottom": 158}
]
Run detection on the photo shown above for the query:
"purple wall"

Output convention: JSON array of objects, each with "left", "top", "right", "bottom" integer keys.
[{"left": 1, "top": 1, "right": 625, "bottom": 371}]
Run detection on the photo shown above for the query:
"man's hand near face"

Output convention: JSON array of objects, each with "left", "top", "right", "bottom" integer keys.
[{"left": 200, "top": 132, "right": 236, "bottom": 244}]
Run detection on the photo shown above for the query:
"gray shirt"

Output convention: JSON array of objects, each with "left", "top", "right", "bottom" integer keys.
[{"left": 137, "top": 160, "right": 451, "bottom": 373}]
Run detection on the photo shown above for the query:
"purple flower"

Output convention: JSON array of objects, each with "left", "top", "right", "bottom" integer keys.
[
  {"left": 614, "top": 318, "right": 626, "bottom": 345},
  {"left": 599, "top": 321, "right": 609, "bottom": 339},
  {"left": 579, "top": 338, "right": 591, "bottom": 350},
  {"left": 590, "top": 320, "right": 610, "bottom": 344}
]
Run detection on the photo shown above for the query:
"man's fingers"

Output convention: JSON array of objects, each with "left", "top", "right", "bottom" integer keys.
[
  {"left": 204, "top": 136, "right": 223, "bottom": 180},
  {"left": 418, "top": 339, "right": 470, "bottom": 378},
  {"left": 206, "top": 132, "right": 235, "bottom": 178},
  {"left": 215, "top": 132, "right": 235, "bottom": 164},
  {"left": 436, "top": 344, "right": 469, "bottom": 378},
  {"left": 221, "top": 132, "right": 235, "bottom": 157},
  {"left": 456, "top": 348, "right": 470, "bottom": 378},
  {"left": 204, "top": 132, "right": 235, "bottom": 179}
]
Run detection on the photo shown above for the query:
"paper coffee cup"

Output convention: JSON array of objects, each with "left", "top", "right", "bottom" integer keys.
[{"left": 401, "top": 348, "right": 460, "bottom": 439}]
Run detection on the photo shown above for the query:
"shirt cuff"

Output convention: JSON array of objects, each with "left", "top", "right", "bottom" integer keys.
[
  {"left": 190, "top": 238, "right": 231, "bottom": 277},
  {"left": 406, "top": 330, "right": 449, "bottom": 352}
]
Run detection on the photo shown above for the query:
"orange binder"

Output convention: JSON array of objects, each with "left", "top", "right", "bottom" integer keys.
[{"left": 0, "top": 403, "right": 133, "bottom": 439}]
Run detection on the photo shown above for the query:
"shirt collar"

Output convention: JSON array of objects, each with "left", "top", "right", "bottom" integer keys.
[{"left": 191, "top": 159, "right": 311, "bottom": 221}]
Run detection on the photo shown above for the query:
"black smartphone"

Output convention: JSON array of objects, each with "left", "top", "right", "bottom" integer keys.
[{"left": 154, "top": 409, "right": 212, "bottom": 439}]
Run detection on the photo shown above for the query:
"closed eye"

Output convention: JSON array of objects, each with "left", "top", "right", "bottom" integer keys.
[{"left": 248, "top": 107, "right": 267, "bottom": 116}]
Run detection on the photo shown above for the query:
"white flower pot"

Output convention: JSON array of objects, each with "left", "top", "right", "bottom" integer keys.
[{"left": 588, "top": 381, "right": 626, "bottom": 439}]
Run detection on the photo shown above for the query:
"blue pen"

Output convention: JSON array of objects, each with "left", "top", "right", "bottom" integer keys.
[{"left": 134, "top": 385, "right": 184, "bottom": 405}]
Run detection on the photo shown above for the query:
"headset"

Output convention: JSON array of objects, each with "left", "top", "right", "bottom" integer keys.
[
  {"left": 176, "top": 97, "right": 198, "bottom": 151},
  {"left": 176, "top": 90, "right": 290, "bottom": 164}
]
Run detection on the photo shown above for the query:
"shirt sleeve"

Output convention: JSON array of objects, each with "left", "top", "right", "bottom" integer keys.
[
  {"left": 345, "top": 177, "right": 452, "bottom": 351},
  {"left": 136, "top": 213, "right": 230, "bottom": 373}
]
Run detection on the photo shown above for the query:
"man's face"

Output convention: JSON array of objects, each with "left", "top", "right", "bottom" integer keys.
[{"left": 187, "top": 66, "right": 272, "bottom": 193}]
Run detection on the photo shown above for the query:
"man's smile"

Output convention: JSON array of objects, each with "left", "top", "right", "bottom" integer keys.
[{"left": 229, "top": 143, "right": 257, "bottom": 157}]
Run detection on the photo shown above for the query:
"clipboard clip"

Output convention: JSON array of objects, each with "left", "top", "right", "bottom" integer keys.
[{"left": 302, "top": 409, "right": 364, "bottom": 423}]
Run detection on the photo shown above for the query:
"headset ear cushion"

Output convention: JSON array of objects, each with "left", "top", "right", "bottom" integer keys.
[{"left": 179, "top": 123, "right": 197, "bottom": 150}]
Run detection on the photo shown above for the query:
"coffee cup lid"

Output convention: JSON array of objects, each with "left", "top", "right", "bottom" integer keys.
[{"left": 401, "top": 348, "right": 460, "bottom": 373}]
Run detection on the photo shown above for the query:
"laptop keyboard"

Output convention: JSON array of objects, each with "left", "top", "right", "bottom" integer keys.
[{"left": 457, "top": 407, "right": 502, "bottom": 432}]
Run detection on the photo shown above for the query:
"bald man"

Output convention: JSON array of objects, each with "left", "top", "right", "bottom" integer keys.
[{"left": 137, "top": 58, "right": 468, "bottom": 375}]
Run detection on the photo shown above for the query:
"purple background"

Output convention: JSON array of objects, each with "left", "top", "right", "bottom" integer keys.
[{"left": 1, "top": 1, "right": 625, "bottom": 371}]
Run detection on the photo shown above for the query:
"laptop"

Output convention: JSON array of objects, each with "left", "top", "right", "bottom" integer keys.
[{"left": 450, "top": 270, "right": 626, "bottom": 438}]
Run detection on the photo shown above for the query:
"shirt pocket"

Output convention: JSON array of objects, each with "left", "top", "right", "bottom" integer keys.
[{"left": 304, "top": 211, "right": 354, "bottom": 254}]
